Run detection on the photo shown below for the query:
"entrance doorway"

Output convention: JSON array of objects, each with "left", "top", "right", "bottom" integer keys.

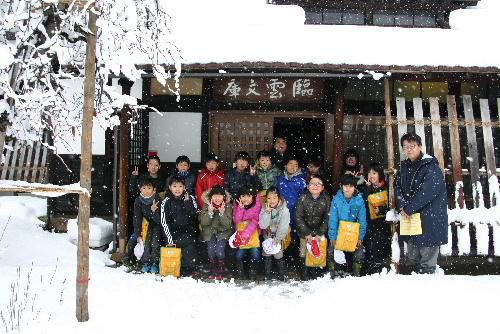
[
  {"left": 273, "top": 117, "right": 325, "bottom": 165},
  {"left": 209, "top": 111, "right": 328, "bottom": 169}
]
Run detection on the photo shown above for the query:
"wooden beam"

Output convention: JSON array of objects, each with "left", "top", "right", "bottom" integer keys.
[
  {"left": 429, "top": 97, "right": 445, "bottom": 172},
  {"left": 117, "top": 78, "right": 134, "bottom": 260},
  {"left": 395, "top": 97, "right": 407, "bottom": 162},
  {"left": 332, "top": 81, "right": 345, "bottom": 189},
  {"left": 76, "top": 4, "right": 98, "bottom": 323},
  {"left": 413, "top": 97, "right": 427, "bottom": 153},
  {"left": 463, "top": 95, "right": 481, "bottom": 208},
  {"left": 384, "top": 78, "right": 396, "bottom": 209},
  {"left": 480, "top": 98, "right": 497, "bottom": 207},
  {"left": 447, "top": 95, "right": 464, "bottom": 209}
]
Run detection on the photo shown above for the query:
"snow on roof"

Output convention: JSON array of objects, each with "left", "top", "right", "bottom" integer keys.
[{"left": 157, "top": 0, "right": 500, "bottom": 71}]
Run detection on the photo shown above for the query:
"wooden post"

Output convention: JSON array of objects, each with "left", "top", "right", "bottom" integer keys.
[
  {"left": 76, "top": 5, "right": 98, "bottom": 323},
  {"left": 332, "top": 81, "right": 345, "bottom": 188},
  {"left": 116, "top": 78, "right": 134, "bottom": 260},
  {"left": 447, "top": 95, "right": 464, "bottom": 209},
  {"left": 395, "top": 97, "right": 407, "bottom": 162},
  {"left": 463, "top": 95, "right": 481, "bottom": 208},
  {"left": 429, "top": 97, "right": 445, "bottom": 172},
  {"left": 479, "top": 98, "right": 496, "bottom": 206},
  {"left": 413, "top": 97, "right": 427, "bottom": 154},
  {"left": 384, "top": 78, "right": 396, "bottom": 208}
]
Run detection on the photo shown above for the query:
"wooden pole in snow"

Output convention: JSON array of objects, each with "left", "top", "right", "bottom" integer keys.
[
  {"left": 384, "top": 78, "right": 395, "bottom": 209},
  {"left": 76, "top": 5, "right": 98, "bottom": 322}
]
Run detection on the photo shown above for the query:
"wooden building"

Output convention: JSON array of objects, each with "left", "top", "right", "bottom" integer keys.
[{"left": 39, "top": 0, "right": 500, "bottom": 258}]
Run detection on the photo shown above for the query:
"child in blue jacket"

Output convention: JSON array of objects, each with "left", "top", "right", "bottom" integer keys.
[
  {"left": 328, "top": 175, "right": 367, "bottom": 278},
  {"left": 277, "top": 155, "right": 306, "bottom": 239}
]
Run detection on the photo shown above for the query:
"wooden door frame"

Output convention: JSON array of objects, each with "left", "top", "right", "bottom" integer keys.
[{"left": 208, "top": 110, "right": 334, "bottom": 171}]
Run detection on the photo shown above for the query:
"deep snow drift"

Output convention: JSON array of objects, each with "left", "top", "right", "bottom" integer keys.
[{"left": 0, "top": 196, "right": 499, "bottom": 334}]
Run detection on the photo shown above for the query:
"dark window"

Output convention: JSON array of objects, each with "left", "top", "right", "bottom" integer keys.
[
  {"left": 323, "top": 10, "right": 342, "bottom": 25},
  {"left": 305, "top": 11, "right": 322, "bottom": 24},
  {"left": 394, "top": 11, "right": 414, "bottom": 26},
  {"left": 414, "top": 11, "right": 436, "bottom": 27},
  {"left": 373, "top": 10, "right": 395, "bottom": 26},
  {"left": 342, "top": 9, "right": 365, "bottom": 25}
]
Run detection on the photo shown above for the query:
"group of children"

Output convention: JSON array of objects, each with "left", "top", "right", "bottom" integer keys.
[{"left": 126, "top": 136, "right": 391, "bottom": 281}]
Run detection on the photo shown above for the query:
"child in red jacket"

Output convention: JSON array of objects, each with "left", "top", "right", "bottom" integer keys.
[{"left": 195, "top": 153, "right": 225, "bottom": 209}]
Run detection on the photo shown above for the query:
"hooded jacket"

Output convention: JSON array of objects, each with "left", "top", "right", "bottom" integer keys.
[
  {"left": 259, "top": 200, "right": 290, "bottom": 242},
  {"left": 256, "top": 164, "right": 281, "bottom": 190},
  {"left": 198, "top": 190, "right": 233, "bottom": 241},
  {"left": 394, "top": 153, "right": 448, "bottom": 247},
  {"left": 277, "top": 171, "right": 306, "bottom": 233},
  {"left": 195, "top": 167, "right": 225, "bottom": 209},
  {"left": 328, "top": 190, "right": 367, "bottom": 241},
  {"left": 160, "top": 191, "right": 199, "bottom": 247},
  {"left": 295, "top": 191, "right": 331, "bottom": 239},
  {"left": 232, "top": 196, "right": 262, "bottom": 241}
]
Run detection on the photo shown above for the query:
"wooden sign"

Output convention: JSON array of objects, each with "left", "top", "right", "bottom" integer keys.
[{"left": 213, "top": 78, "right": 324, "bottom": 103}]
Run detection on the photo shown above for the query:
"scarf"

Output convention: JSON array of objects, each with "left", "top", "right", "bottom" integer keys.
[{"left": 139, "top": 192, "right": 156, "bottom": 205}]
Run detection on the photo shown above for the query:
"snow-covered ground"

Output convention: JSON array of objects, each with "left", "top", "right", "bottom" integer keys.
[{"left": 1, "top": 196, "right": 499, "bottom": 334}]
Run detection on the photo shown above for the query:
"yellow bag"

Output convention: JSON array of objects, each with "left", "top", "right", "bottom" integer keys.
[
  {"left": 141, "top": 218, "right": 149, "bottom": 241},
  {"left": 281, "top": 227, "right": 292, "bottom": 251},
  {"left": 305, "top": 238, "right": 327, "bottom": 268},
  {"left": 259, "top": 190, "right": 267, "bottom": 205},
  {"left": 400, "top": 213, "right": 422, "bottom": 236},
  {"left": 160, "top": 245, "right": 182, "bottom": 277},
  {"left": 335, "top": 221, "right": 360, "bottom": 252},
  {"left": 237, "top": 220, "right": 260, "bottom": 249},
  {"left": 367, "top": 190, "right": 388, "bottom": 220}
]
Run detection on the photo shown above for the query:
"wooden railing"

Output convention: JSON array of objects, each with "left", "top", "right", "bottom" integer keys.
[
  {"left": 0, "top": 132, "right": 48, "bottom": 184},
  {"left": 391, "top": 95, "right": 499, "bottom": 257}
]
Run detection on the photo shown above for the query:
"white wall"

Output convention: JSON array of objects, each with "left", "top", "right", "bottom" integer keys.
[
  {"left": 148, "top": 112, "right": 202, "bottom": 163},
  {"left": 54, "top": 78, "right": 143, "bottom": 155}
]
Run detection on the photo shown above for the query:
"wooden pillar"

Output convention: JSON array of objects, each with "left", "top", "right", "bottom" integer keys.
[
  {"left": 463, "top": 95, "right": 481, "bottom": 208},
  {"left": 76, "top": 4, "right": 98, "bottom": 323},
  {"left": 332, "top": 80, "right": 346, "bottom": 188},
  {"left": 447, "top": 95, "right": 465, "bottom": 209},
  {"left": 384, "top": 78, "right": 396, "bottom": 209},
  {"left": 117, "top": 78, "right": 134, "bottom": 259},
  {"left": 479, "top": 99, "right": 497, "bottom": 206}
]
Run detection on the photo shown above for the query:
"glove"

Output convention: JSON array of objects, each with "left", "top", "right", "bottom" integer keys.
[{"left": 232, "top": 231, "right": 244, "bottom": 248}]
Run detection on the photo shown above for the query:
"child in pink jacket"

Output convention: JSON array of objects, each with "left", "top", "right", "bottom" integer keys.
[{"left": 232, "top": 185, "right": 262, "bottom": 280}]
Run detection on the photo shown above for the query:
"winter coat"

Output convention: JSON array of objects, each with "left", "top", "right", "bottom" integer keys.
[
  {"left": 132, "top": 193, "right": 162, "bottom": 238},
  {"left": 129, "top": 173, "right": 166, "bottom": 196},
  {"left": 295, "top": 191, "right": 331, "bottom": 239},
  {"left": 199, "top": 193, "right": 233, "bottom": 242},
  {"left": 232, "top": 196, "right": 262, "bottom": 241},
  {"left": 394, "top": 153, "right": 448, "bottom": 247},
  {"left": 328, "top": 190, "right": 367, "bottom": 241},
  {"left": 256, "top": 165, "right": 281, "bottom": 190},
  {"left": 225, "top": 168, "right": 263, "bottom": 200},
  {"left": 277, "top": 171, "right": 306, "bottom": 233},
  {"left": 259, "top": 200, "right": 290, "bottom": 242},
  {"left": 166, "top": 171, "right": 196, "bottom": 195},
  {"left": 195, "top": 167, "right": 225, "bottom": 209},
  {"left": 160, "top": 192, "right": 199, "bottom": 247}
]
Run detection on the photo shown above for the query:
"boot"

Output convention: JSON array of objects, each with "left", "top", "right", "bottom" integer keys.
[
  {"left": 216, "top": 259, "right": 226, "bottom": 280},
  {"left": 300, "top": 262, "right": 310, "bottom": 281},
  {"left": 248, "top": 261, "right": 258, "bottom": 281},
  {"left": 264, "top": 257, "right": 273, "bottom": 281},
  {"left": 275, "top": 258, "right": 285, "bottom": 281},
  {"left": 352, "top": 262, "right": 362, "bottom": 277},
  {"left": 329, "top": 262, "right": 336, "bottom": 280},
  {"left": 235, "top": 260, "right": 245, "bottom": 280},
  {"left": 208, "top": 259, "right": 217, "bottom": 280}
]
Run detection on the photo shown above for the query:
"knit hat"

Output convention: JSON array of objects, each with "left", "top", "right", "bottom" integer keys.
[
  {"left": 134, "top": 241, "right": 144, "bottom": 260},
  {"left": 262, "top": 238, "right": 282, "bottom": 255}
]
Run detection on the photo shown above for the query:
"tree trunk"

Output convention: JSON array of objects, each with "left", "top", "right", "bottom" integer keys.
[{"left": 76, "top": 5, "right": 98, "bottom": 323}]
